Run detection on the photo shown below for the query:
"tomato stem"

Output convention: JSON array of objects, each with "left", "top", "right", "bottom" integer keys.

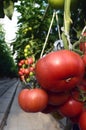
[
  {"left": 72, "top": 40, "right": 83, "bottom": 55},
  {"left": 62, "top": 0, "right": 72, "bottom": 50}
]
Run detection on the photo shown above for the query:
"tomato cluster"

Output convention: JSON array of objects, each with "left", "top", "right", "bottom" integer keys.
[
  {"left": 35, "top": 50, "right": 86, "bottom": 130},
  {"left": 18, "top": 49, "right": 86, "bottom": 130},
  {"left": 18, "top": 57, "right": 35, "bottom": 83}
]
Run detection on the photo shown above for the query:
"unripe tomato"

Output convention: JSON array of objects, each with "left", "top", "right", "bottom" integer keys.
[{"left": 48, "top": 0, "right": 78, "bottom": 10}]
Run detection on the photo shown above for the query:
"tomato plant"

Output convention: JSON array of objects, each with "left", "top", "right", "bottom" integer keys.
[
  {"left": 35, "top": 50, "right": 85, "bottom": 92},
  {"left": 18, "top": 88, "right": 48, "bottom": 112}
]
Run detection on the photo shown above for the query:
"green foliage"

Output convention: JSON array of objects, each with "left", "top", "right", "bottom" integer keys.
[
  {"left": 12, "top": 0, "right": 86, "bottom": 61},
  {"left": 12, "top": 0, "right": 60, "bottom": 61},
  {"left": 0, "top": 24, "right": 18, "bottom": 77}
]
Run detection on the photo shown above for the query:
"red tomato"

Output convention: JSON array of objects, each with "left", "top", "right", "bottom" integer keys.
[
  {"left": 79, "top": 32, "right": 86, "bottom": 53},
  {"left": 82, "top": 54, "right": 86, "bottom": 68},
  {"left": 19, "top": 68, "right": 25, "bottom": 74},
  {"left": 58, "top": 96, "right": 84, "bottom": 117},
  {"left": 18, "top": 70, "right": 23, "bottom": 76},
  {"left": 79, "top": 42, "right": 86, "bottom": 53},
  {"left": 27, "top": 57, "right": 34, "bottom": 64},
  {"left": 20, "top": 59, "right": 25, "bottom": 65},
  {"left": 35, "top": 50, "right": 85, "bottom": 92},
  {"left": 78, "top": 111, "right": 86, "bottom": 130},
  {"left": 29, "top": 66, "right": 35, "bottom": 72},
  {"left": 24, "top": 68, "right": 30, "bottom": 75},
  {"left": 18, "top": 88, "right": 48, "bottom": 112},
  {"left": 48, "top": 91, "right": 70, "bottom": 106},
  {"left": 18, "top": 62, "right": 22, "bottom": 67},
  {"left": 18, "top": 89, "right": 30, "bottom": 112}
]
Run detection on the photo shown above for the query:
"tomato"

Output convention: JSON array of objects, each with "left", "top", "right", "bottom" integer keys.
[
  {"left": 24, "top": 68, "right": 30, "bottom": 75},
  {"left": 80, "top": 43, "right": 86, "bottom": 53},
  {"left": 48, "top": 0, "right": 64, "bottom": 9},
  {"left": 48, "top": 0, "right": 78, "bottom": 10},
  {"left": 78, "top": 111, "right": 86, "bottom": 130},
  {"left": 58, "top": 96, "right": 84, "bottom": 117},
  {"left": 18, "top": 70, "right": 23, "bottom": 76},
  {"left": 82, "top": 54, "right": 86, "bottom": 66},
  {"left": 20, "top": 59, "right": 25, "bottom": 65},
  {"left": 35, "top": 50, "right": 85, "bottom": 92},
  {"left": 19, "top": 68, "right": 25, "bottom": 74},
  {"left": 18, "top": 62, "right": 22, "bottom": 67},
  {"left": 29, "top": 66, "right": 35, "bottom": 72},
  {"left": 48, "top": 91, "right": 70, "bottom": 106},
  {"left": 18, "top": 89, "right": 30, "bottom": 112},
  {"left": 79, "top": 32, "right": 86, "bottom": 53},
  {"left": 27, "top": 57, "right": 34, "bottom": 64},
  {"left": 18, "top": 88, "right": 48, "bottom": 112}
]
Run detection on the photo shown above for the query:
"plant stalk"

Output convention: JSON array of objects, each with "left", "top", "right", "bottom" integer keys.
[{"left": 62, "top": 0, "right": 72, "bottom": 49}]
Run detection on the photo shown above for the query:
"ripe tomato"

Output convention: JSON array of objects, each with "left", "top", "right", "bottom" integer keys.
[
  {"left": 48, "top": 91, "right": 70, "bottom": 106},
  {"left": 24, "top": 68, "right": 30, "bottom": 75},
  {"left": 29, "top": 66, "right": 35, "bottom": 72},
  {"left": 78, "top": 111, "right": 86, "bottom": 130},
  {"left": 48, "top": 0, "right": 78, "bottom": 10},
  {"left": 19, "top": 68, "right": 25, "bottom": 74},
  {"left": 18, "top": 88, "right": 48, "bottom": 112},
  {"left": 82, "top": 54, "right": 86, "bottom": 67},
  {"left": 58, "top": 96, "right": 84, "bottom": 117},
  {"left": 18, "top": 70, "right": 23, "bottom": 76},
  {"left": 20, "top": 59, "right": 25, "bottom": 65},
  {"left": 79, "top": 43, "right": 86, "bottom": 53},
  {"left": 18, "top": 62, "right": 22, "bottom": 67},
  {"left": 79, "top": 32, "right": 86, "bottom": 53},
  {"left": 35, "top": 50, "right": 85, "bottom": 92},
  {"left": 18, "top": 89, "right": 30, "bottom": 112},
  {"left": 27, "top": 57, "right": 34, "bottom": 64}
]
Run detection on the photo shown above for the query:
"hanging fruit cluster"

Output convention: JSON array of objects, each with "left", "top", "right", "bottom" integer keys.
[
  {"left": 18, "top": 57, "right": 35, "bottom": 83},
  {"left": 18, "top": 49, "right": 86, "bottom": 129},
  {"left": 24, "top": 44, "right": 33, "bottom": 58},
  {"left": 18, "top": 18, "right": 86, "bottom": 130},
  {"left": 17, "top": 0, "right": 86, "bottom": 130}
]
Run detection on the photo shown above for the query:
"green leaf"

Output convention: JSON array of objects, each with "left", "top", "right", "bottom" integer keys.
[{"left": 3, "top": 0, "right": 14, "bottom": 19}]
